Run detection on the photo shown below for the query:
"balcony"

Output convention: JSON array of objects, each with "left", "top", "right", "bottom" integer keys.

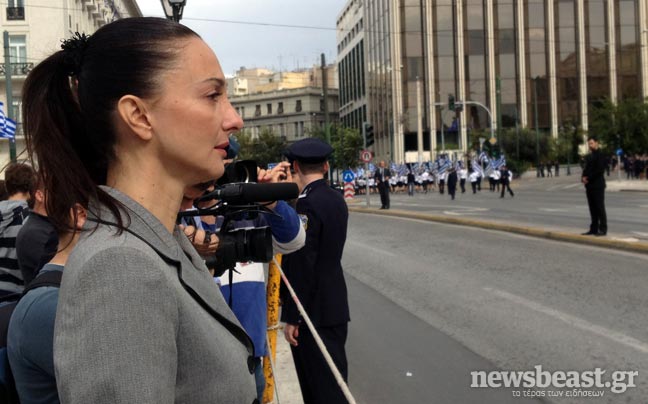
[
  {"left": 6, "top": 6, "right": 24, "bottom": 21},
  {"left": 0, "top": 62, "right": 34, "bottom": 76}
]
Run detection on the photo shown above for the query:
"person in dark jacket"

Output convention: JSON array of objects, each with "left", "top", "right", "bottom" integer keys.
[
  {"left": 281, "top": 138, "right": 350, "bottom": 404},
  {"left": 581, "top": 136, "right": 607, "bottom": 236},
  {"left": 447, "top": 168, "right": 458, "bottom": 200},
  {"left": 500, "top": 166, "right": 514, "bottom": 198}
]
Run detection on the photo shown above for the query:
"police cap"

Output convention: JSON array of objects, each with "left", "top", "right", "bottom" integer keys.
[{"left": 284, "top": 138, "right": 333, "bottom": 164}]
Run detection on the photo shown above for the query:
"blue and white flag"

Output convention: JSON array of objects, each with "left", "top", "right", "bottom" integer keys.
[
  {"left": 478, "top": 151, "right": 489, "bottom": 163},
  {"left": 471, "top": 160, "right": 484, "bottom": 177},
  {"left": 437, "top": 158, "right": 451, "bottom": 175},
  {"left": 368, "top": 163, "right": 376, "bottom": 174},
  {"left": 493, "top": 155, "right": 507, "bottom": 170},
  {"left": 484, "top": 159, "right": 495, "bottom": 176},
  {"left": 0, "top": 102, "right": 6, "bottom": 131},
  {"left": 1, "top": 118, "right": 16, "bottom": 140}
]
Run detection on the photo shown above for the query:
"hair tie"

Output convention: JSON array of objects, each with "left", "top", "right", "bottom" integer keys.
[{"left": 61, "top": 32, "right": 90, "bottom": 77}]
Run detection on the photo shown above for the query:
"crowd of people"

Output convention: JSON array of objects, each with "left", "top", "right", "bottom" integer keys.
[{"left": 350, "top": 160, "right": 514, "bottom": 200}]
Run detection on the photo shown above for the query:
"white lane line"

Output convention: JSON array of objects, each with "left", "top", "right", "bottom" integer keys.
[
  {"left": 347, "top": 240, "right": 397, "bottom": 257},
  {"left": 538, "top": 208, "right": 569, "bottom": 212},
  {"left": 484, "top": 287, "right": 648, "bottom": 355}
]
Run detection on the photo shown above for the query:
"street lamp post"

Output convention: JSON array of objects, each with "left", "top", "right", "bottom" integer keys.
[
  {"left": 160, "top": 0, "right": 186, "bottom": 22},
  {"left": 533, "top": 76, "right": 540, "bottom": 170}
]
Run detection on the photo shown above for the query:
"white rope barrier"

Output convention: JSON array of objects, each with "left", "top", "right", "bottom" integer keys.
[
  {"left": 265, "top": 334, "right": 281, "bottom": 404},
  {"left": 273, "top": 257, "right": 357, "bottom": 404}
]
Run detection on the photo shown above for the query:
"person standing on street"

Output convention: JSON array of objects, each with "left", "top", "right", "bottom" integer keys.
[
  {"left": 281, "top": 138, "right": 350, "bottom": 404},
  {"left": 375, "top": 160, "right": 391, "bottom": 209},
  {"left": 458, "top": 164, "right": 468, "bottom": 193},
  {"left": 499, "top": 165, "right": 514, "bottom": 198},
  {"left": 447, "top": 168, "right": 458, "bottom": 200},
  {"left": 581, "top": 136, "right": 607, "bottom": 236}
]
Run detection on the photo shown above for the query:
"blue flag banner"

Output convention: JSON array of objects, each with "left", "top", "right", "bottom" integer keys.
[
  {"left": 479, "top": 151, "right": 489, "bottom": 163},
  {"left": 0, "top": 101, "right": 6, "bottom": 131},
  {"left": 1, "top": 118, "right": 16, "bottom": 140},
  {"left": 472, "top": 160, "right": 484, "bottom": 176}
]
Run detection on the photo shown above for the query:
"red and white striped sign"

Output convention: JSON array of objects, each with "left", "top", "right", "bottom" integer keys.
[{"left": 344, "top": 182, "right": 354, "bottom": 200}]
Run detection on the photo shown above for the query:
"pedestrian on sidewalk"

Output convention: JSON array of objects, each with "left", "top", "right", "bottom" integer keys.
[
  {"left": 546, "top": 162, "right": 553, "bottom": 177},
  {"left": 281, "top": 138, "right": 351, "bottom": 404},
  {"left": 581, "top": 136, "right": 607, "bottom": 236}
]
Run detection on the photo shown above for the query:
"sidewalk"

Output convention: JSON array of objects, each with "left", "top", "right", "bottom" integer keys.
[{"left": 268, "top": 326, "right": 303, "bottom": 404}]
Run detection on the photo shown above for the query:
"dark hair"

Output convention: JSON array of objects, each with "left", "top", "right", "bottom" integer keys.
[
  {"left": 4, "top": 162, "right": 36, "bottom": 197},
  {"left": 297, "top": 161, "right": 327, "bottom": 175},
  {"left": 587, "top": 135, "right": 598, "bottom": 142},
  {"left": 0, "top": 180, "right": 7, "bottom": 201},
  {"left": 23, "top": 18, "right": 200, "bottom": 233}
]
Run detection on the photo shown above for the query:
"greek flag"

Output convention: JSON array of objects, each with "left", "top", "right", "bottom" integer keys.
[
  {"left": 368, "top": 163, "right": 376, "bottom": 174},
  {"left": 484, "top": 159, "right": 495, "bottom": 176},
  {"left": 0, "top": 102, "right": 6, "bottom": 131},
  {"left": 437, "top": 158, "right": 451, "bottom": 175},
  {"left": 1, "top": 118, "right": 16, "bottom": 140},
  {"left": 479, "top": 151, "right": 489, "bottom": 163},
  {"left": 493, "top": 156, "right": 507, "bottom": 170},
  {"left": 471, "top": 160, "right": 484, "bottom": 177}
]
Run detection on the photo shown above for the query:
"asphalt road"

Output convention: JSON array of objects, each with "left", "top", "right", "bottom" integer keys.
[
  {"left": 351, "top": 173, "right": 648, "bottom": 242},
  {"left": 343, "top": 213, "right": 648, "bottom": 404}
]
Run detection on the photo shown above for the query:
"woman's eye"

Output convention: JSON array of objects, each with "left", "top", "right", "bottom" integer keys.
[{"left": 208, "top": 92, "right": 222, "bottom": 100}]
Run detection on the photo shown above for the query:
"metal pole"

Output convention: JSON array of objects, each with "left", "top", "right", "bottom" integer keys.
[
  {"left": 496, "top": 76, "right": 502, "bottom": 140},
  {"left": 4, "top": 31, "right": 15, "bottom": 163},
  {"left": 441, "top": 109, "right": 445, "bottom": 153},
  {"left": 363, "top": 123, "right": 370, "bottom": 207},
  {"left": 416, "top": 76, "right": 423, "bottom": 163},
  {"left": 534, "top": 77, "right": 540, "bottom": 168},
  {"left": 321, "top": 53, "right": 331, "bottom": 182},
  {"left": 515, "top": 107, "right": 520, "bottom": 160}
]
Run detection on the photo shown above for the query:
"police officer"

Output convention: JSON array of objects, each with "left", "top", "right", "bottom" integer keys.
[{"left": 280, "top": 138, "right": 350, "bottom": 404}]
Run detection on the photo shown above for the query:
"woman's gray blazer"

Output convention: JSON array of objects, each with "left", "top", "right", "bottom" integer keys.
[{"left": 53, "top": 187, "right": 257, "bottom": 403}]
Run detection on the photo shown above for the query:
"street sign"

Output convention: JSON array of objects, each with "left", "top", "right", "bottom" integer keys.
[
  {"left": 360, "top": 150, "right": 372, "bottom": 163},
  {"left": 342, "top": 170, "right": 355, "bottom": 183},
  {"left": 616, "top": 148, "right": 623, "bottom": 156}
]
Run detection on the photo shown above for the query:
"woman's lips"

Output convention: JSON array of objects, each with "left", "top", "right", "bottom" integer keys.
[{"left": 214, "top": 142, "right": 229, "bottom": 157}]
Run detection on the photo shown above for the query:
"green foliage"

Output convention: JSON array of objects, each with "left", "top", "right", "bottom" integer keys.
[
  {"left": 236, "top": 128, "right": 287, "bottom": 168},
  {"left": 307, "top": 124, "right": 364, "bottom": 169},
  {"left": 590, "top": 98, "right": 648, "bottom": 154}
]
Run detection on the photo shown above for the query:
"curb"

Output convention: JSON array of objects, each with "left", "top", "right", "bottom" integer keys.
[{"left": 347, "top": 206, "right": 648, "bottom": 255}]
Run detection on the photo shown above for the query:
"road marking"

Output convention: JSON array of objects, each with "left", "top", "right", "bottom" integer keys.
[
  {"left": 484, "top": 287, "right": 648, "bottom": 355},
  {"left": 347, "top": 240, "right": 396, "bottom": 257},
  {"left": 538, "top": 208, "right": 568, "bottom": 212},
  {"left": 611, "top": 237, "right": 640, "bottom": 242}
]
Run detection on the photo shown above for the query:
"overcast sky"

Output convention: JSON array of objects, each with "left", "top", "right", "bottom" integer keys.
[{"left": 136, "top": 0, "right": 348, "bottom": 76}]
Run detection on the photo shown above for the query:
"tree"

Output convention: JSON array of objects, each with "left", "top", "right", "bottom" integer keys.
[
  {"left": 307, "top": 124, "right": 364, "bottom": 170},
  {"left": 236, "top": 128, "right": 287, "bottom": 168},
  {"left": 590, "top": 98, "right": 648, "bottom": 154}
]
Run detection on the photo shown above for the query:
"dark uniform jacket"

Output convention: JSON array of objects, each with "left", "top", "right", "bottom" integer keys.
[
  {"left": 280, "top": 179, "right": 350, "bottom": 328},
  {"left": 582, "top": 149, "right": 607, "bottom": 189}
]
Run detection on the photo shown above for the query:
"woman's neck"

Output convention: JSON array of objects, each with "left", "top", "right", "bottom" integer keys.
[{"left": 106, "top": 164, "right": 184, "bottom": 233}]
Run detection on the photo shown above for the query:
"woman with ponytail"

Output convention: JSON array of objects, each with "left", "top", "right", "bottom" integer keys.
[{"left": 22, "top": 18, "right": 257, "bottom": 404}]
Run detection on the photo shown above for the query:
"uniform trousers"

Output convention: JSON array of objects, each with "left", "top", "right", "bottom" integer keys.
[
  {"left": 378, "top": 182, "right": 390, "bottom": 208},
  {"left": 291, "top": 324, "right": 349, "bottom": 404},
  {"left": 586, "top": 186, "right": 607, "bottom": 233}
]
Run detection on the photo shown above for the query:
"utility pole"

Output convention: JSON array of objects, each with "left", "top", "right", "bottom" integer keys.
[
  {"left": 496, "top": 76, "right": 502, "bottom": 140},
  {"left": 416, "top": 76, "right": 423, "bottom": 163},
  {"left": 321, "top": 53, "right": 331, "bottom": 182},
  {"left": 515, "top": 107, "right": 520, "bottom": 161},
  {"left": 4, "top": 31, "right": 15, "bottom": 163},
  {"left": 534, "top": 77, "right": 540, "bottom": 168}
]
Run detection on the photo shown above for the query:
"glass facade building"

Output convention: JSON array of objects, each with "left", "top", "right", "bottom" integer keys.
[{"left": 339, "top": 0, "right": 648, "bottom": 162}]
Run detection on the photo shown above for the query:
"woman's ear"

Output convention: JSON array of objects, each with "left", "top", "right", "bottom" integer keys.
[{"left": 116, "top": 95, "right": 153, "bottom": 141}]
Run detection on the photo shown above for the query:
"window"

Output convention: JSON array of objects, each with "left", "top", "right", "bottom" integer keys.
[
  {"left": 254, "top": 105, "right": 261, "bottom": 117},
  {"left": 320, "top": 99, "right": 325, "bottom": 111},
  {"left": 296, "top": 100, "right": 302, "bottom": 112},
  {"left": 7, "top": 0, "right": 24, "bottom": 20},
  {"left": 267, "top": 103, "right": 272, "bottom": 114},
  {"left": 277, "top": 102, "right": 284, "bottom": 114},
  {"left": 9, "top": 35, "right": 26, "bottom": 64},
  {"left": 240, "top": 106, "right": 245, "bottom": 118}
]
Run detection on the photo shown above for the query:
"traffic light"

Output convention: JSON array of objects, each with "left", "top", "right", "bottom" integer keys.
[
  {"left": 448, "top": 94, "right": 455, "bottom": 111},
  {"left": 364, "top": 123, "right": 375, "bottom": 147}
]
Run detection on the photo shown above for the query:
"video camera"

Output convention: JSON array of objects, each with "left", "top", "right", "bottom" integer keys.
[{"left": 177, "top": 160, "right": 299, "bottom": 276}]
